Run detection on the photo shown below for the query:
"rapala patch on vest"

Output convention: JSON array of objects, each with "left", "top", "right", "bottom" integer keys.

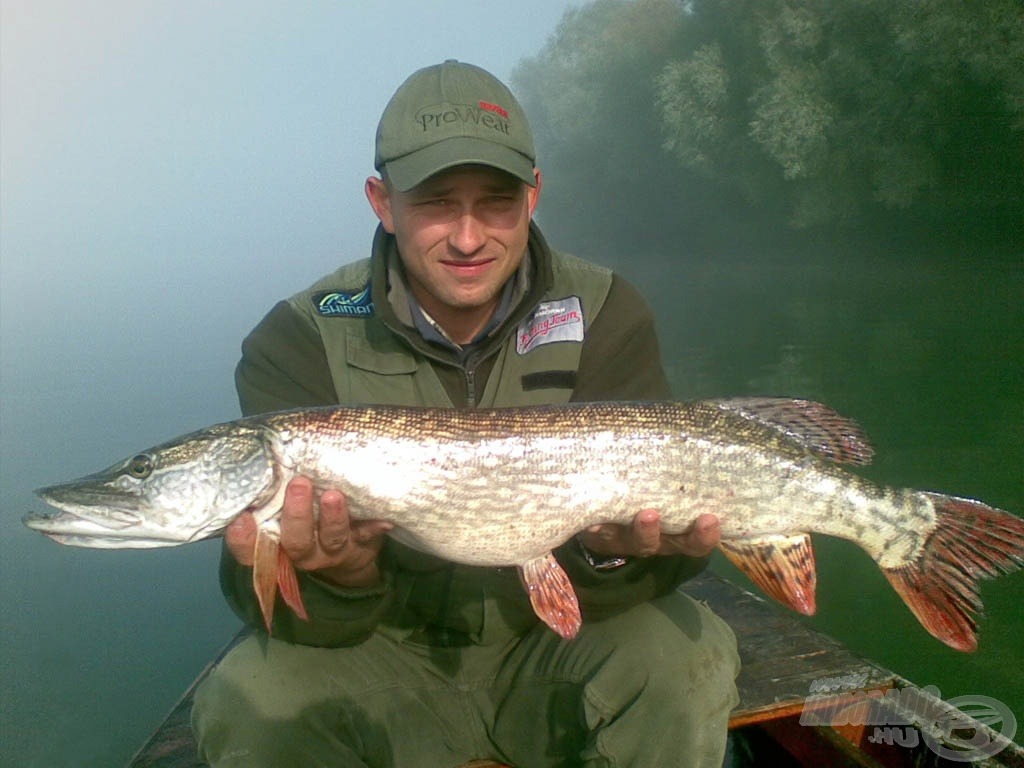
[
  {"left": 314, "top": 286, "right": 374, "bottom": 317},
  {"left": 516, "top": 297, "right": 584, "bottom": 354}
]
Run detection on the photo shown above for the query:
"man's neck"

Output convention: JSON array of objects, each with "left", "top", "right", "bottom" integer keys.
[
  {"left": 411, "top": 292, "right": 500, "bottom": 346},
  {"left": 384, "top": 244, "right": 532, "bottom": 351}
]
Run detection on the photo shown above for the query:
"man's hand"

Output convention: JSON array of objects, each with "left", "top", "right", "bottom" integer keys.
[
  {"left": 224, "top": 476, "right": 392, "bottom": 588},
  {"left": 578, "top": 510, "right": 720, "bottom": 559}
]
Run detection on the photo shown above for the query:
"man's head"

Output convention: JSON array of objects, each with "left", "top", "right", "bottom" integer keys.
[
  {"left": 366, "top": 62, "right": 541, "bottom": 344},
  {"left": 373, "top": 60, "right": 536, "bottom": 192}
]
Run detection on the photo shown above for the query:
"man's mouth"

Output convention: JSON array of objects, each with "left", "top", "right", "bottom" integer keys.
[{"left": 440, "top": 258, "right": 496, "bottom": 275}]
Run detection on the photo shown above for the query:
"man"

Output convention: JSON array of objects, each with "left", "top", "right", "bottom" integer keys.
[{"left": 192, "top": 60, "right": 740, "bottom": 767}]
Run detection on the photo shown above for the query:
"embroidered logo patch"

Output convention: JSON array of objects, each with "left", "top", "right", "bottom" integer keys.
[
  {"left": 313, "top": 286, "right": 374, "bottom": 317},
  {"left": 516, "top": 296, "right": 584, "bottom": 354}
]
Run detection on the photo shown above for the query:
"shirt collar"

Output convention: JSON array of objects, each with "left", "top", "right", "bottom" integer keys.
[{"left": 386, "top": 250, "right": 532, "bottom": 359}]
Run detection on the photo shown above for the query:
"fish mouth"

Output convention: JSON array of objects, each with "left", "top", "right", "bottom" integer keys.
[
  {"left": 32, "top": 483, "right": 145, "bottom": 525},
  {"left": 25, "top": 485, "right": 175, "bottom": 549}
]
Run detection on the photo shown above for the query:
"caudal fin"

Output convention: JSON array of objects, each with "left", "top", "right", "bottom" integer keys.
[{"left": 882, "top": 493, "right": 1024, "bottom": 652}]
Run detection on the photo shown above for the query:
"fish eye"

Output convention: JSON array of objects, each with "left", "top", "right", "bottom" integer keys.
[{"left": 126, "top": 454, "right": 154, "bottom": 479}]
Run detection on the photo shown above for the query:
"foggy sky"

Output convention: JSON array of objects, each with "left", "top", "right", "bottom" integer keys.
[{"left": 0, "top": 2, "right": 580, "bottom": 763}]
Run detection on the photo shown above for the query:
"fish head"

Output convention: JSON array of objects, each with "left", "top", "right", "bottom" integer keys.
[{"left": 25, "top": 423, "right": 277, "bottom": 548}]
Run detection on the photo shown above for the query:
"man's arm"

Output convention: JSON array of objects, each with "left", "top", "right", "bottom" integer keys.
[
  {"left": 223, "top": 301, "right": 396, "bottom": 646},
  {"left": 235, "top": 300, "right": 337, "bottom": 413}
]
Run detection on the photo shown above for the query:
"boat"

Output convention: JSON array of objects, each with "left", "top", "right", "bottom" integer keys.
[{"left": 127, "top": 571, "right": 1024, "bottom": 767}]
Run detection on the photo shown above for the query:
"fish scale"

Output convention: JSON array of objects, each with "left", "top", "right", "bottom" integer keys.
[
  {"left": 25, "top": 398, "right": 1024, "bottom": 651},
  {"left": 267, "top": 403, "right": 813, "bottom": 563}
]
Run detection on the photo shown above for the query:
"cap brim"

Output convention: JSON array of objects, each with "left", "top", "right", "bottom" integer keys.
[{"left": 383, "top": 136, "right": 536, "bottom": 191}]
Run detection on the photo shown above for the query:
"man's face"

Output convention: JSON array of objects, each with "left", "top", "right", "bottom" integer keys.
[{"left": 366, "top": 164, "right": 541, "bottom": 339}]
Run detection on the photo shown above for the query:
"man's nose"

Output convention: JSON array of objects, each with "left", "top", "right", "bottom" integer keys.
[{"left": 448, "top": 212, "right": 487, "bottom": 255}]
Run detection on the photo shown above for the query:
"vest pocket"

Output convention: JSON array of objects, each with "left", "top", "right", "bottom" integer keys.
[
  {"left": 337, "top": 331, "right": 453, "bottom": 406},
  {"left": 345, "top": 334, "right": 419, "bottom": 375}
]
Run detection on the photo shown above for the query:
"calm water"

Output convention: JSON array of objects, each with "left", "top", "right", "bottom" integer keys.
[
  {"left": 633, "top": 237, "right": 1024, "bottom": 726},
  {"left": 1, "top": 240, "right": 1021, "bottom": 765}
]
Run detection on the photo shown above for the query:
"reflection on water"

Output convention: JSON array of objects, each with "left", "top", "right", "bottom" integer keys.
[{"left": 638, "top": 244, "right": 1023, "bottom": 721}]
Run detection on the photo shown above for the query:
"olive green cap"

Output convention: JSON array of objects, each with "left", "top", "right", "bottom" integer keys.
[{"left": 374, "top": 60, "right": 537, "bottom": 191}]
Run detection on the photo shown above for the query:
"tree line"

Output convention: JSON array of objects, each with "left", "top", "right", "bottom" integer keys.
[{"left": 513, "top": 0, "right": 1023, "bottom": 255}]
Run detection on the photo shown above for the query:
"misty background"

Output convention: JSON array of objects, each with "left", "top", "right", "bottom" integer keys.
[{"left": 2, "top": 1, "right": 1022, "bottom": 765}]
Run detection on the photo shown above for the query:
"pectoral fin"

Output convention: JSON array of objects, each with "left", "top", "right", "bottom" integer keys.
[
  {"left": 252, "top": 525, "right": 309, "bottom": 632},
  {"left": 719, "top": 533, "right": 817, "bottom": 615},
  {"left": 520, "top": 552, "right": 582, "bottom": 640},
  {"left": 275, "top": 546, "right": 308, "bottom": 623},
  {"left": 253, "top": 526, "right": 281, "bottom": 632}
]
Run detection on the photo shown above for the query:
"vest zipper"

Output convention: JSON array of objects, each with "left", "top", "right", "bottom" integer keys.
[{"left": 464, "top": 365, "right": 477, "bottom": 408}]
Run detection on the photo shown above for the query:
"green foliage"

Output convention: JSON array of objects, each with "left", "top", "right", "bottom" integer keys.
[
  {"left": 515, "top": 0, "right": 1024, "bottom": 234},
  {"left": 657, "top": 43, "right": 729, "bottom": 171},
  {"left": 513, "top": 0, "right": 712, "bottom": 256}
]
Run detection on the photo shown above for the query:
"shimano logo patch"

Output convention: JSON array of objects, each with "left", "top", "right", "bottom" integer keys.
[
  {"left": 516, "top": 297, "right": 585, "bottom": 354},
  {"left": 314, "top": 286, "right": 374, "bottom": 317}
]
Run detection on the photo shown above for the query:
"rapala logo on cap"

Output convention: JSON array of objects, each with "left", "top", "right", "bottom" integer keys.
[
  {"left": 415, "top": 102, "right": 511, "bottom": 135},
  {"left": 516, "top": 297, "right": 584, "bottom": 354},
  {"left": 314, "top": 286, "right": 374, "bottom": 317}
]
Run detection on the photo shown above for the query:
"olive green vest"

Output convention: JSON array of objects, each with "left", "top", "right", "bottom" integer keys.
[{"left": 286, "top": 252, "right": 613, "bottom": 408}]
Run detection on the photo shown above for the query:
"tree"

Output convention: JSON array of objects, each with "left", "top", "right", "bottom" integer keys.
[
  {"left": 655, "top": 0, "right": 1024, "bottom": 227},
  {"left": 515, "top": 0, "right": 1024, "bottom": 236}
]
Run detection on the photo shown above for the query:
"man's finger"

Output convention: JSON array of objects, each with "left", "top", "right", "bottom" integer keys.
[
  {"left": 663, "top": 513, "right": 721, "bottom": 557},
  {"left": 689, "top": 513, "right": 722, "bottom": 552},
  {"left": 633, "top": 508, "right": 661, "bottom": 556},
  {"left": 225, "top": 512, "right": 257, "bottom": 566},
  {"left": 350, "top": 519, "right": 394, "bottom": 545},
  {"left": 279, "top": 476, "right": 317, "bottom": 558},
  {"left": 317, "top": 489, "right": 351, "bottom": 553}
]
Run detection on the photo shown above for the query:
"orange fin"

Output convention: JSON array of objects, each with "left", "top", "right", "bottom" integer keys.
[
  {"left": 253, "top": 526, "right": 280, "bottom": 632},
  {"left": 520, "top": 552, "right": 582, "bottom": 640},
  {"left": 276, "top": 546, "right": 308, "bottom": 622},
  {"left": 882, "top": 493, "right": 1024, "bottom": 653},
  {"left": 710, "top": 398, "right": 874, "bottom": 465},
  {"left": 719, "top": 533, "right": 817, "bottom": 615}
]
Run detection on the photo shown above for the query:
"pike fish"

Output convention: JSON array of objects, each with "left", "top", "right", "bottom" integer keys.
[{"left": 25, "top": 398, "right": 1024, "bottom": 651}]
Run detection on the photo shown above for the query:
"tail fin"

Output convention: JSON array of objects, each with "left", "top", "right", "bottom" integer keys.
[{"left": 882, "top": 493, "right": 1024, "bottom": 652}]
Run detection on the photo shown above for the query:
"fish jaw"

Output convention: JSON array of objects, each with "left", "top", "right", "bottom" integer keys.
[
  {"left": 26, "top": 425, "right": 277, "bottom": 549},
  {"left": 26, "top": 485, "right": 185, "bottom": 548}
]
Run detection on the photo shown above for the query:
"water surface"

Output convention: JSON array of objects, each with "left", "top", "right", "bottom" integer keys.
[
  {"left": 633, "top": 236, "right": 1024, "bottom": 723},
  {"left": 1, "top": 238, "right": 1020, "bottom": 765}
]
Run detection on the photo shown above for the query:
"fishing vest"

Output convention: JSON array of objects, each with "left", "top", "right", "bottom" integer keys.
[{"left": 286, "top": 251, "right": 614, "bottom": 408}]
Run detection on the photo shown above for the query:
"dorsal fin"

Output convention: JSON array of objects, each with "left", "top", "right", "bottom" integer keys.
[{"left": 708, "top": 397, "right": 875, "bottom": 465}]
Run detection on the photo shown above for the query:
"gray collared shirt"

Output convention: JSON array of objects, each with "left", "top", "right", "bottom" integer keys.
[{"left": 386, "top": 253, "right": 532, "bottom": 363}]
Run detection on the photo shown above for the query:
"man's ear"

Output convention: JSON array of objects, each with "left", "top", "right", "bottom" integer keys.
[
  {"left": 365, "top": 176, "right": 395, "bottom": 233},
  {"left": 527, "top": 169, "right": 542, "bottom": 217}
]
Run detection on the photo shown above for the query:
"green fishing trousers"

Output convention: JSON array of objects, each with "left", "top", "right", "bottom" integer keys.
[{"left": 192, "top": 590, "right": 740, "bottom": 768}]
